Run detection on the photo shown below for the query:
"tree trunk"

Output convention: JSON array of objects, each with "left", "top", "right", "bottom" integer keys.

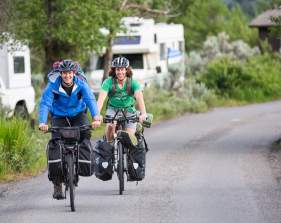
[
  {"left": 102, "top": 35, "right": 113, "bottom": 82},
  {"left": 43, "top": 42, "right": 52, "bottom": 84}
]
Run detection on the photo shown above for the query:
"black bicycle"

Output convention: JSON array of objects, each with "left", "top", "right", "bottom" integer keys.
[
  {"left": 47, "top": 124, "right": 92, "bottom": 212},
  {"left": 103, "top": 109, "right": 138, "bottom": 195}
]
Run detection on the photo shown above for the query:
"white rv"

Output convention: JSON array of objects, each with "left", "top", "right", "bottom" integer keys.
[
  {"left": 87, "top": 17, "right": 185, "bottom": 93},
  {"left": 0, "top": 41, "right": 35, "bottom": 117}
]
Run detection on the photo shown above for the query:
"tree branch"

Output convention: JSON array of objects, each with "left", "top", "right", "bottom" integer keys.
[
  {"left": 120, "top": 0, "right": 128, "bottom": 10},
  {"left": 124, "top": 3, "right": 170, "bottom": 16}
]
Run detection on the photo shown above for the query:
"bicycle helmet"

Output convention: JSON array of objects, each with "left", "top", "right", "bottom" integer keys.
[
  {"left": 111, "top": 56, "right": 129, "bottom": 68},
  {"left": 58, "top": 59, "right": 77, "bottom": 72}
]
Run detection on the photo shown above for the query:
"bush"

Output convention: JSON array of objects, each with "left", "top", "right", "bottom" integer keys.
[
  {"left": 144, "top": 79, "right": 217, "bottom": 121},
  {"left": 186, "top": 32, "right": 260, "bottom": 77},
  {"left": 0, "top": 117, "right": 47, "bottom": 181},
  {"left": 197, "top": 53, "right": 281, "bottom": 102}
]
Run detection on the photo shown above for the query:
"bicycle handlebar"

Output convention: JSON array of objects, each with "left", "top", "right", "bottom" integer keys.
[
  {"left": 103, "top": 111, "right": 139, "bottom": 124},
  {"left": 47, "top": 124, "right": 93, "bottom": 133}
]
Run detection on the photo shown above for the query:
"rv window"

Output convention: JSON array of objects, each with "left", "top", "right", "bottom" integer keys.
[
  {"left": 13, "top": 56, "right": 25, "bottom": 74},
  {"left": 160, "top": 43, "right": 166, "bottom": 60},
  {"left": 114, "top": 36, "right": 141, "bottom": 45},
  {"left": 179, "top": 41, "right": 184, "bottom": 53},
  {"left": 96, "top": 54, "right": 144, "bottom": 70}
]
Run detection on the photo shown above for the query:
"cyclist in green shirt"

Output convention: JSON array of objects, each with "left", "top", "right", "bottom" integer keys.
[{"left": 97, "top": 56, "right": 147, "bottom": 143}]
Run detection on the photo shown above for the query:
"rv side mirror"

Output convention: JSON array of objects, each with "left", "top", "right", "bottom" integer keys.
[{"left": 156, "top": 66, "right": 161, "bottom": 74}]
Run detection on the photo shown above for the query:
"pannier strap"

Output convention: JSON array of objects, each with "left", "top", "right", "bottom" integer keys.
[{"left": 143, "top": 136, "right": 149, "bottom": 152}]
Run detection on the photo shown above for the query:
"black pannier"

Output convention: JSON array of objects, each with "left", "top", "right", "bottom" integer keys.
[
  {"left": 78, "top": 139, "right": 95, "bottom": 177},
  {"left": 127, "top": 135, "right": 148, "bottom": 181},
  {"left": 46, "top": 139, "right": 63, "bottom": 182},
  {"left": 94, "top": 140, "right": 113, "bottom": 181}
]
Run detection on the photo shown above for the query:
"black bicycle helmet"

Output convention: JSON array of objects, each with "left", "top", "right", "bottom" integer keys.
[
  {"left": 111, "top": 56, "right": 129, "bottom": 68},
  {"left": 58, "top": 59, "right": 77, "bottom": 72}
]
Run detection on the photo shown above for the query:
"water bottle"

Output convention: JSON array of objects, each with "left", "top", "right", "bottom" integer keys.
[{"left": 142, "top": 113, "right": 153, "bottom": 128}]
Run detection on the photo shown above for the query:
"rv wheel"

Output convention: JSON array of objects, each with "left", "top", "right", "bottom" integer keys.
[{"left": 14, "top": 104, "right": 29, "bottom": 119}]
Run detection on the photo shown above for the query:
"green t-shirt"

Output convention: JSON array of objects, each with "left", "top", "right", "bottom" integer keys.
[{"left": 101, "top": 77, "right": 141, "bottom": 112}]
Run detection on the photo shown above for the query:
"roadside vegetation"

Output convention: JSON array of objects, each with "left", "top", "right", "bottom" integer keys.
[
  {"left": 0, "top": 117, "right": 48, "bottom": 182},
  {"left": 186, "top": 32, "right": 281, "bottom": 104},
  {"left": 144, "top": 80, "right": 217, "bottom": 122},
  {"left": 198, "top": 53, "right": 281, "bottom": 103}
]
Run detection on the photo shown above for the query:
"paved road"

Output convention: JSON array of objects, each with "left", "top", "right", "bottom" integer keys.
[{"left": 1, "top": 101, "right": 281, "bottom": 223}]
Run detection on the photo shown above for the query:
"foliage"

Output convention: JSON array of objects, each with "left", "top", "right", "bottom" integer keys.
[
  {"left": 171, "top": 0, "right": 229, "bottom": 50},
  {"left": 0, "top": 118, "right": 47, "bottom": 181},
  {"left": 170, "top": 0, "right": 258, "bottom": 51},
  {"left": 224, "top": 0, "right": 259, "bottom": 18},
  {"left": 270, "top": 3, "right": 281, "bottom": 40},
  {"left": 1, "top": 0, "right": 174, "bottom": 81},
  {"left": 144, "top": 79, "right": 217, "bottom": 121},
  {"left": 162, "top": 63, "right": 186, "bottom": 90},
  {"left": 1, "top": 0, "right": 107, "bottom": 77},
  {"left": 197, "top": 53, "right": 281, "bottom": 102},
  {"left": 0, "top": 98, "right": 11, "bottom": 118},
  {"left": 224, "top": 0, "right": 281, "bottom": 17},
  {"left": 185, "top": 32, "right": 260, "bottom": 76},
  {"left": 224, "top": 5, "right": 259, "bottom": 46}
]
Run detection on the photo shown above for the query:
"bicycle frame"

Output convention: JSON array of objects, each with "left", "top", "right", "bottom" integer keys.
[
  {"left": 103, "top": 109, "right": 138, "bottom": 194},
  {"left": 47, "top": 124, "right": 92, "bottom": 211}
]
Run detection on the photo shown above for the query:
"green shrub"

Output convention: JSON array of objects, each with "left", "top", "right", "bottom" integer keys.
[
  {"left": 144, "top": 79, "right": 217, "bottom": 121},
  {"left": 198, "top": 54, "right": 281, "bottom": 102},
  {"left": 0, "top": 117, "right": 47, "bottom": 181}
]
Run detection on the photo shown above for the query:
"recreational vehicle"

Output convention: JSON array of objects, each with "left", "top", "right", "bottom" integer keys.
[
  {"left": 0, "top": 41, "right": 35, "bottom": 117},
  {"left": 87, "top": 17, "right": 185, "bottom": 93}
]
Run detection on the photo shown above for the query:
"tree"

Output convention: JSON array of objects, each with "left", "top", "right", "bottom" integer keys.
[
  {"left": 224, "top": 5, "right": 258, "bottom": 46},
  {"left": 170, "top": 0, "right": 229, "bottom": 50},
  {"left": 2, "top": 0, "right": 176, "bottom": 82},
  {"left": 1, "top": 0, "right": 106, "bottom": 82},
  {"left": 270, "top": 1, "right": 281, "bottom": 40}
]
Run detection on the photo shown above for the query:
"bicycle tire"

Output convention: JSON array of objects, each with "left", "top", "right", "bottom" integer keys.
[
  {"left": 117, "top": 141, "right": 124, "bottom": 195},
  {"left": 66, "top": 154, "right": 75, "bottom": 212}
]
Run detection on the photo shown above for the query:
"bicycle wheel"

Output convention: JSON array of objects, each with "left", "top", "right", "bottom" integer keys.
[
  {"left": 66, "top": 154, "right": 75, "bottom": 212},
  {"left": 117, "top": 141, "right": 124, "bottom": 195}
]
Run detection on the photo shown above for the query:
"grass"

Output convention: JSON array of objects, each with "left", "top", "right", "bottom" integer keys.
[{"left": 0, "top": 118, "right": 48, "bottom": 182}]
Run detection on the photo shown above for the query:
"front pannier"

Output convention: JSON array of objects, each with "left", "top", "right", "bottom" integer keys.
[
  {"left": 78, "top": 139, "right": 95, "bottom": 176},
  {"left": 94, "top": 140, "right": 113, "bottom": 181},
  {"left": 46, "top": 139, "right": 63, "bottom": 182},
  {"left": 127, "top": 135, "right": 147, "bottom": 181}
]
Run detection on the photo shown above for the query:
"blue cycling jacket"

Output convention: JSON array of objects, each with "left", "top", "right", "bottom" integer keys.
[{"left": 39, "top": 75, "right": 99, "bottom": 124}]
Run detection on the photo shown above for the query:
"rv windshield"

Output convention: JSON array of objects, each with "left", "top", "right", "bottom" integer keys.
[{"left": 96, "top": 53, "right": 144, "bottom": 70}]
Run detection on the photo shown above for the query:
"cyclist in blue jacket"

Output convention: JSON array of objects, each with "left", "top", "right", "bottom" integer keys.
[{"left": 38, "top": 59, "right": 101, "bottom": 199}]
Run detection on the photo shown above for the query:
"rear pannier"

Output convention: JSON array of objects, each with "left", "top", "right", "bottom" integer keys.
[
  {"left": 94, "top": 140, "right": 114, "bottom": 181},
  {"left": 78, "top": 139, "right": 95, "bottom": 177},
  {"left": 127, "top": 135, "right": 148, "bottom": 181},
  {"left": 46, "top": 139, "right": 63, "bottom": 182}
]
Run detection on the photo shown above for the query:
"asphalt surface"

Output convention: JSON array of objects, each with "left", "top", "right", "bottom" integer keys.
[{"left": 1, "top": 101, "right": 281, "bottom": 223}]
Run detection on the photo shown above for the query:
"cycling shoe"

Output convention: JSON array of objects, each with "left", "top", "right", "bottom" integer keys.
[{"left": 53, "top": 184, "right": 65, "bottom": 200}]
